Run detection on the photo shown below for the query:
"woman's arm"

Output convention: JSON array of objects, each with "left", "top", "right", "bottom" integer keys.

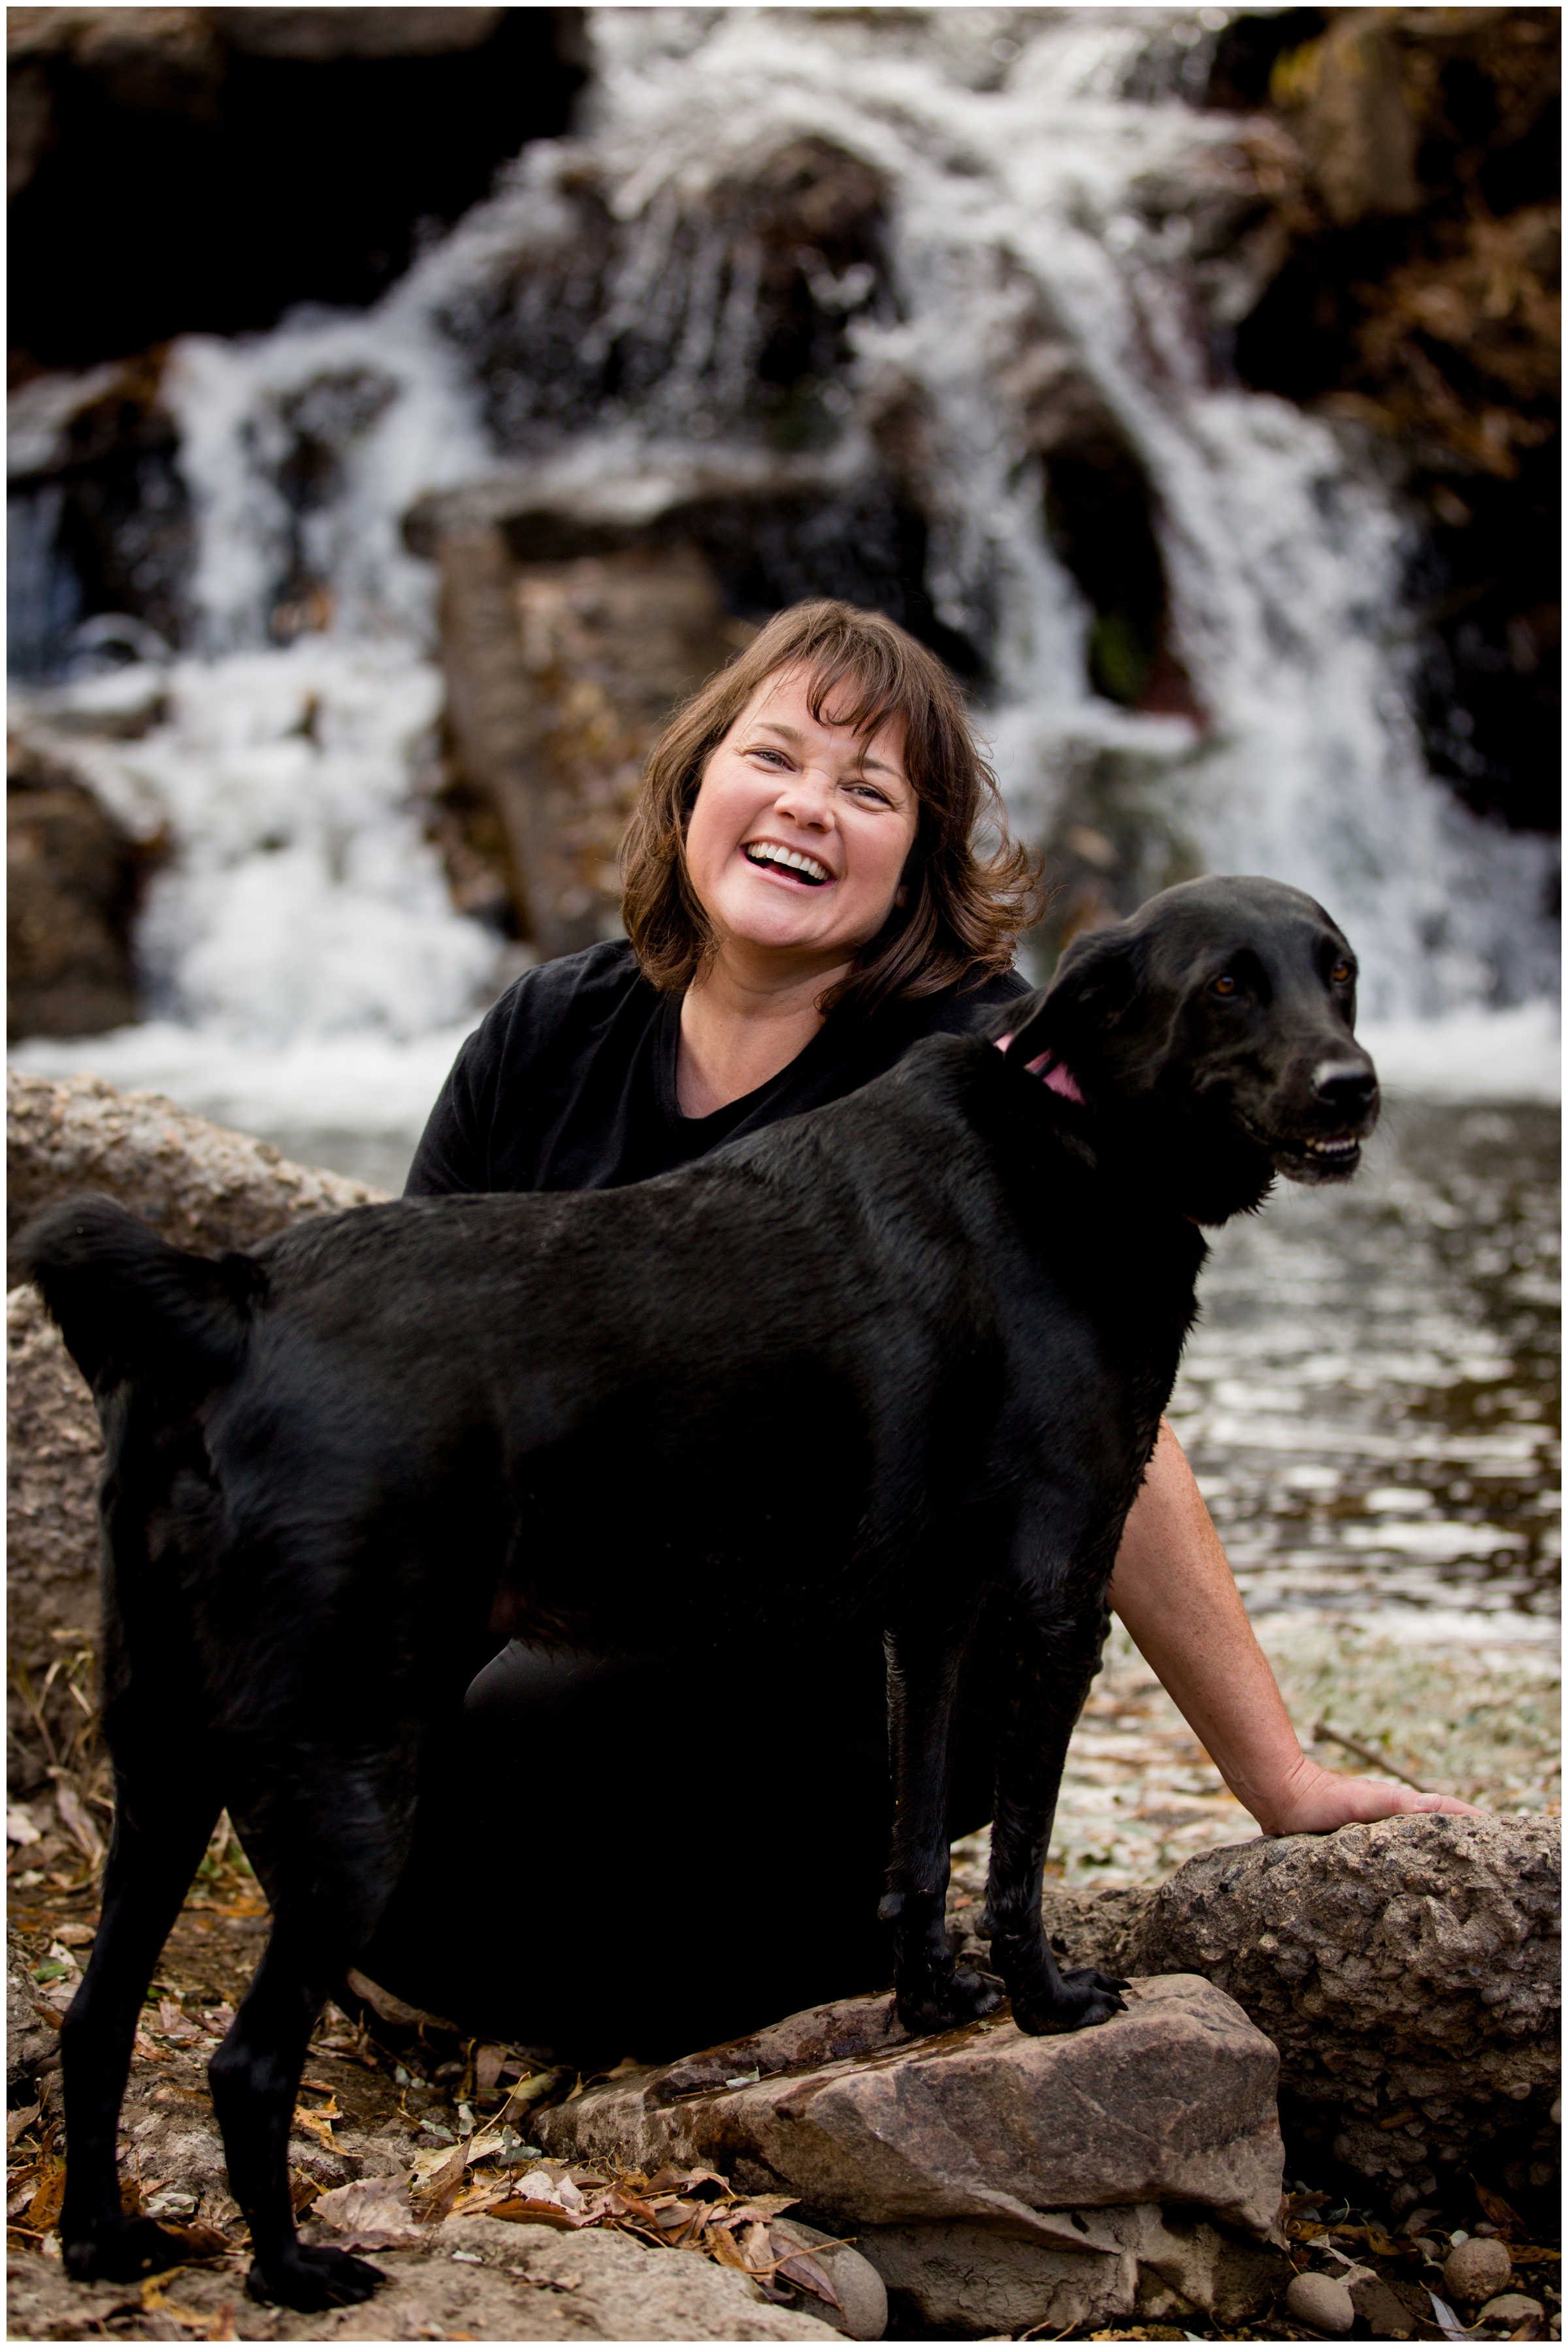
[{"left": 1109, "top": 1422, "right": 1484, "bottom": 1834}]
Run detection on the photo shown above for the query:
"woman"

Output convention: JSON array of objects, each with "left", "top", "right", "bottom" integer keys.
[{"left": 367, "top": 601, "right": 1474, "bottom": 2058}]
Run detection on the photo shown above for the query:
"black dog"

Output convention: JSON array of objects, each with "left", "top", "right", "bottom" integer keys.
[{"left": 24, "top": 874, "right": 1377, "bottom": 2311}]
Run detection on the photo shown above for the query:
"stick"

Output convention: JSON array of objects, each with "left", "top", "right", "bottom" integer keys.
[{"left": 1312, "top": 1721, "right": 1432, "bottom": 1794}]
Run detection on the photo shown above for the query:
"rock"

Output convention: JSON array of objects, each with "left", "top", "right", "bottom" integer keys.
[
  {"left": 1444, "top": 2236, "right": 1514, "bottom": 2304},
  {"left": 1123, "top": 1815, "right": 1561, "bottom": 2196},
  {"left": 220, "top": 10, "right": 503, "bottom": 61},
  {"left": 6, "top": 1287, "right": 105, "bottom": 1793},
  {"left": 1478, "top": 2294, "right": 1545, "bottom": 2326},
  {"left": 537, "top": 1976, "right": 1284, "bottom": 2240},
  {"left": 770, "top": 2218, "right": 887, "bottom": 2341},
  {"left": 7, "top": 1074, "right": 387, "bottom": 1787},
  {"left": 7, "top": 735, "right": 146, "bottom": 1040},
  {"left": 1284, "top": 2268, "right": 1355, "bottom": 2334},
  {"left": 435, "top": 529, "right": 744, "bottom": 958},
  {"left": 7, "top": 1068, "right": 385, "bottom": 1248},
  {"left": 859, "top": 2203, "right": 1290, "bottom": 2336},
  {"left": 1271, "top": 14, "right": 1422, "bottom": 228},
  {"left": 1349, "top": 2272, "right": 1417, "bottom": 2338},
  {"left": 7, "top": 347, "right": 191, "bottom": 678}
]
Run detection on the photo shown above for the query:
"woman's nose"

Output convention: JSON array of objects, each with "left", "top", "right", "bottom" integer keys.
[{"left": 774, "top": 765, "right": 836, "bottom": 826}]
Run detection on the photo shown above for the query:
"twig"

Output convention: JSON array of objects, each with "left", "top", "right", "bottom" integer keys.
[{"left": 1313, "top": 1721, "right": 1432, "bottom": 1794}]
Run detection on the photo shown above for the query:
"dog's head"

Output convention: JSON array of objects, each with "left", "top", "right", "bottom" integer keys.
[{"left": 1002, "top": 876, "right": 1380, "bottom": 1223}]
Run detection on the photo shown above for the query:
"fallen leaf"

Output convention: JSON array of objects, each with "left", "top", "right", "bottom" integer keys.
[
  {"left": 290, "top": 2100, "right": 338, "bottom": 2152},
  {"left": 7, "top": 2105, "right": 41, "bottom": 2146},
  {"left": 310, "top": 2177, "right": 426, "bottom": 2250},
  {"left": 53, "top": 1784, "right": 105, "bottom": 1867},
  {"left": 26, "top": 2160, "right": 67, "bottom": 2236},
  {"left": 409, "top": 2139, "right": 468, "bottom": 2219},
  {"left": 474, "top": 2045, "right": 509, "bottom": 2093},
  {"left": 159, "top": 2223, "right": 234, "bottom": 2262},
  {"left": 1473, "top": 2180, "right": 1526, "bottom": 2239},
  {"left": 770, "top": 2234, "right": 843, "bottom": 2310},
  {"left": 485, "top": 2196, "right": 594, "bottom": 2232}
]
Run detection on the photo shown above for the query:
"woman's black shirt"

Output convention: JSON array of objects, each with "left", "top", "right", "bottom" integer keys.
[{"left": 404, "top": 940, "right": 1030, "bottom": 1197}]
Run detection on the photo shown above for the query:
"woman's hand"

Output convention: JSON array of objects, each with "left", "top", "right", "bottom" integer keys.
[{"left": 1252, "top": 1751, "right": 1486, "bottom": 1838}]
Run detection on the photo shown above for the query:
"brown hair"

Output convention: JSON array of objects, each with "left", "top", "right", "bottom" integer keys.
[{"left": 620, "top": 599, "right": 1039, "bottom": 1016}]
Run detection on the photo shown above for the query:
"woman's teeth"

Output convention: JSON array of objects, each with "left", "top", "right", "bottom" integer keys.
[{"left": 744, "top": 843, "right": 830, "bottom": 885}]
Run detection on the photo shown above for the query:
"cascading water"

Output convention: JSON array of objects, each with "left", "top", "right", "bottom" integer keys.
[{"left": 11, "top": 5, "right": 1559, "bottom": 1169}]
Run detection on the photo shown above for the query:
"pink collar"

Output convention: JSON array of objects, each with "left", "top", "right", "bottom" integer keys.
[{"left": 995, "top": 1034, "right": 1085, "bottom": 1104}]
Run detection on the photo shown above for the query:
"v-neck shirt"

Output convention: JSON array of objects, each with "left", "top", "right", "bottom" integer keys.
[{"left": 404, "top": 939, "right": 1030, "bottom": 1197}]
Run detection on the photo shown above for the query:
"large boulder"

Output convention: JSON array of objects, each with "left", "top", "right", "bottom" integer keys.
[
  {"left": 7, "top": 735, "right": 147, "bottom": 1040},
  {"left": 433, "top": 526, "right": 745, "bottom": 960},
  {"left": 7, "top": 1073, "right": 386, "bottom": 1789},
  {"left": 1120, "top": 1815, "right": 1561, "bottom": 2202},
  {"left": 7, "top": 1068, "right": 384, "bottom": 1247}
]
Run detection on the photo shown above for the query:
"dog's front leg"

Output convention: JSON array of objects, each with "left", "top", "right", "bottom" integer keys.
[
  {"left": 59, "top": 1772, "right": 222, "bottom": 2283},
  {"left": 881, "top": 1625, "right": 1003, "bottom": 2035},
  {"left": 985, "top": 1611, "right": 1128, "bottom": 2034}
]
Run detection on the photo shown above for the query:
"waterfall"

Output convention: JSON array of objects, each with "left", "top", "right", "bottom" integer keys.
[{"left": 11, "top": 5, "right": 1558, "bottom": 1153}]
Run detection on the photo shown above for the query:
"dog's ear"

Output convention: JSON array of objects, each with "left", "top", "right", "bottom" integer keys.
[{"left": 1004, "top": 923, "right": 1139, "bottom": 1065}]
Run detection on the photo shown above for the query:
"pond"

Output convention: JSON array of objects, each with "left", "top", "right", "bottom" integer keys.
[{"left": 1175, "top": 1097, "right": 1559, "bottom": 1649}]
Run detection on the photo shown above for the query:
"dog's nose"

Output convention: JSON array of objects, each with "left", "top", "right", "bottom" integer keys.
[{"left": 1313, "top": 1060, "right": 1379, "bottom": 1117}]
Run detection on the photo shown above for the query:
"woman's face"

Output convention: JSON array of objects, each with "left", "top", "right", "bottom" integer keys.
[{"left": 683, "top": 667, "right": 919, "bottom": 974}]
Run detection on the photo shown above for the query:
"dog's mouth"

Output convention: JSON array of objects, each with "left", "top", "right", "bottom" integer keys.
[
  {"left": 743, "top": 840, "right": 832, "bottom": 887},
  {"left": 1256, "top": 1128, "right": 1365, "bottom": 1181}
]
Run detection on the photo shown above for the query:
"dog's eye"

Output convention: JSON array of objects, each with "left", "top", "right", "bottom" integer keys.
[
  {"left": 1209, "top": 974, "right": 1237, "bottom": 997},
  {"left": 1330, "top": 959, "right": 1353, "bottom": 985}
]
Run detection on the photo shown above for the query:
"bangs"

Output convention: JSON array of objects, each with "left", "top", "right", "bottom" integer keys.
[{"left": 802, "top": 642, "right": 913, "bottom": 755}]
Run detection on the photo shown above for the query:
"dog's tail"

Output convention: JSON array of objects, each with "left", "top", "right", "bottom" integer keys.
[{"left": 18, "top": 1194, "right": 267, "bottom": 1393}]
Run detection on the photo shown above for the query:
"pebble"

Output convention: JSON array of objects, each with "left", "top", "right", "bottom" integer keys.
[
  {"left": 1285, "top": 2271, "right": 1356, "bottom": 2336},
  {"left": 1478, "top": 2294, "right": 1544, "bottom": 2326},
  {"left": 1444, "top": 2237, "right": 1513, "bottom": 2304}
]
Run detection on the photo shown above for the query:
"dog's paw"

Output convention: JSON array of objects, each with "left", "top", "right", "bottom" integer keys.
[
  {"left": 1011, "top": 1965, "right": 1128, "bottom": 2036},
  {"left": 64, "top": 2219, "right": 191, "bottom": 2283},
  {"left": 895, "top": 1963, "right": 1005, "bottom": 2036},
  {"left": 247, "top": 2245, "right": 385, "bottom": 2311}
]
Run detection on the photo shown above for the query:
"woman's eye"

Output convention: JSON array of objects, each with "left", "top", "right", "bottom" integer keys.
[
  {"left": 1210, "top": 973, "right": 1237, "bottom": 997},
  {"left": 1330, "top": 959, "right": 1353, "bottom": 985}
]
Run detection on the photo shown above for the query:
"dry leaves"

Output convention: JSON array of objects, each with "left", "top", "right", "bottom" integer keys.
[{"left": 310, "top": 2151, "right": 844, "bottom": 2309}]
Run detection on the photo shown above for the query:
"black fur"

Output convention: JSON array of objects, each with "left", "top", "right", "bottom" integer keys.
[{"left": 23, "top": 875, "right": 1377, "bottom": 2312}]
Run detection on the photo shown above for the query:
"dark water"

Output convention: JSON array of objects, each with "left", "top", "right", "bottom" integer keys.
[{"left": 1173, "top": 1099, "right": 1560, "bottom": 1639}]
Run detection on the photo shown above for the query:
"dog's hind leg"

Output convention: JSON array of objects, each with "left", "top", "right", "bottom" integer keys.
[
  {"left": 209, "top": 1759, "right": 408, "bottom": 2312},
  {"left": 983, "top": 1606, "right": 1129, "bottom": 2035},
  {"left": 59, "top": 1768, "right": 223, "bottom": 2283},
  {"left": 880, "top": 1623, "right": 1004, "bottom": 2035}
]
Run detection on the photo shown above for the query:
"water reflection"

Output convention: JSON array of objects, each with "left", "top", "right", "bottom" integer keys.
[{"left": 1173, "top": 1099, "right": 1560, "bottom": 1640}]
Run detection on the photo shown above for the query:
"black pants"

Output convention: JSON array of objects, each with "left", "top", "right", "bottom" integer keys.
[{"left": 361, "top": 1628, "right": 1000, "bottom": 2066}]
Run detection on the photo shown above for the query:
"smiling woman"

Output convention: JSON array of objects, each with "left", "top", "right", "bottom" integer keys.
[{"left": 405, "top": 601, "right": 1037, "bottom": 1197}]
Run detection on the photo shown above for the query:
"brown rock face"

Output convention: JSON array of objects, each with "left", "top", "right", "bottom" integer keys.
[
  {"left": 859, "top": 2205, "right": 1289, "bottom": 2336},
  {"left": 7, "top": 1072, "right": 387, "bottom": 1789},
  {"left": 7, "top": 736, "right": 146, "bottom": 1040},
  {"left": 438, "top": 534, "right": 745, "bottom": 958},
  {"left": 1122, "top": 1815, "right": 1561, "bottom": 2195},
  {"left": 537, "top": 1976, "right": 1285, "bottom": 2241},
  {"left": 6, "top": 1286, "right": 104, "bottom": 1796}
]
